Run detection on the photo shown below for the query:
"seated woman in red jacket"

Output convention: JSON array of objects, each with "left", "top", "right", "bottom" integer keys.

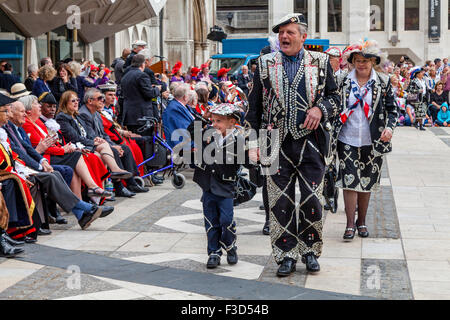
[{"left": 21, "top": 93, "right": 111, "bottom": 200}]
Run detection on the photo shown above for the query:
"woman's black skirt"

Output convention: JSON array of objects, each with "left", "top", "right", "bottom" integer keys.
[
  {"left": 336, "top": 141, "right": 384, "bottom": 193},
  {"left": 50, "top": 151, "right": 83, "bottom": 169}
]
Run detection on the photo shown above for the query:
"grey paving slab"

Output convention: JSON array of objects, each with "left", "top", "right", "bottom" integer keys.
[
  {"left": 366, "top": 185, "right": 401, "bottom": 239},
  {"left": 429, "top": 127, "right": 449, "bottom": 136},
  {"left": 0, "top": 266, "right": 120, "bottom": 300},
  {"left": 16, "top": 244, "right": 368, "bottom": 300},
  {"left": 360, "top": 259, "right": 413, "bottom": 300}
]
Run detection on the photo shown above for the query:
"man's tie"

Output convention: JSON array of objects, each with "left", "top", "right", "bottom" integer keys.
[{"left": 5, "top": 125, "right": 26, "bottom": 153}]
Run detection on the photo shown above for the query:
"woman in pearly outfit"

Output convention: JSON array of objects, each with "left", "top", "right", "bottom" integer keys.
[
  {"left": 406, "top": 67, "right": 429, "bottom": 131},
  {"left": 334, "top": 40, "right": 398, "bottom": 241}
]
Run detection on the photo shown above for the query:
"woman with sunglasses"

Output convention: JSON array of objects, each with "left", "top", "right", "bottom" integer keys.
[{"left": 55, "top": 91, "right": 133, "bottom": 182}]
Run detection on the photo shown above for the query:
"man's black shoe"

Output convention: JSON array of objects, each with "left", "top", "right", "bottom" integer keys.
[
  {"left": 206, "top": 255, "right": 221, "bottom": 269},
  {"left": 37, "top": 228, "right": 52, "bottom": 236},
  {"left": 324, "top": 203, "right": 331, "bottom": 211},
  {"left": 52, "top": 210, "right": 68, "bottom": 225},
  {"left": 0, "top": 234, "right": 24, "bottom": 258},
  {"left": 262, "top": 221, "right": 270, "bottom": 236},
  {"left": 24, "top": 236, "right": 37, "bottom": 244},
  {"left": 302, "top": 253, "right": 320, "bottom": 273},
  {"left": 151, "top": 176, "right": 163, "bottom": 185},
  {"left": 100, "top": 206, "right": 114, "bottom": 218},
  {"left": 78, "top": 206, "right": 102, "bottom": 230},
  {"left": 259, "top": 204, "right": 265, "bottom": 211},
  {"left": 127, "top": 185, "right": 149, "bottom": 193},
  {"left": 115, "top": 187, "right": 136, "bottom": 198},
  {"left": 1, "top": 231, "right": 24, "bottom": 246},
  {"left": 227, "top": 248, "right": 238, "bottom": 265},
  {"left": 277, "top": 258, "right": 296, "bottom": 277}
]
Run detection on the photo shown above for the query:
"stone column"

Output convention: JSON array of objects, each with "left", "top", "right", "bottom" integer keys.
[
  {"left": 268, "top": 0, "right": 294, "bottom": 34},
  {"left": 319, "top": 0, "right": 327, "bottom": 38},
  {"left": 309, "top": 0, "right": 316, "bottom": 36},
  {"left": 345, "top": 0, "right": 370, "bottom": 44}
]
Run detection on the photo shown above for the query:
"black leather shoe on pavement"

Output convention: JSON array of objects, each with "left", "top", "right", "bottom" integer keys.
[
  {"left": 0, "top": 234, "right": 24, "bottom": 258},
  {"left": 277, "top": 258, "right": 296, "bottom": 277},
  {"left": 115, "top": 187, "right": 136, "bottom": 198},
  {"left": 259, "top": 205, "right": 265, "bottom": 211},
  {"left": 1, "top": 231, "right": 24, "bottom": 246},
  {"left": 151, "top": 175, "right": 164, "bottom": 185},
  {"left": 100, "top": 206, "right": 114, "bottom": 218},
  {"left": 302, "top": 253, "right": 320, "bottom": 273},
  {"left": 78, "top": 206, "right": 102, "bottom": 230},
  {"left": 50, "top": 209, "right": 68, "bottom": 225},
  {"left": 262, "top": 221, "right": 270, "bottom": 236},
  {"left": 206, "top": 255, "right": 221, "bottom": 269},
  {"left": 24, "top": 236, "right": 37, "bottom": 244},
  {"left": 38, "top": 228, "right": 52, "bottom": 236},
  {"left": 127, "top": 184, "right": 149, "bottom": 193},
  {"left": 227, "top": 248, "right": 238, "bottom": 265}
]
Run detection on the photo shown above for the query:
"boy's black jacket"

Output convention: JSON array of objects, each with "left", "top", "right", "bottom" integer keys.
[{"left": 193, "top": 125, "right": 253, "bottom": 199}]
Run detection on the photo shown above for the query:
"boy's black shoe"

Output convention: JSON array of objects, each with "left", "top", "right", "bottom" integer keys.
[
  {"left": 227, "top": 248, "right": 238, "bottom": 265},
  {"left": 206, "top": 255, "right": 221, "bottom": 269},
  {"left": 301, "top": 253, "right": 321, "bottom": 273}
]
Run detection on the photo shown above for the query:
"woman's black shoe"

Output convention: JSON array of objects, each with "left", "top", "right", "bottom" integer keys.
[
  {"left": 115, "top": 187, "right": 136, "bottom": 198},
  {"left": 277, "top": 258, "right": 296, "bottom": 277},
  {"left": 343, "top": 227, "right": 356, "bottom": 241},
  {"left": 357, "top": 225, "right": 370, "bottom": 238},
  {"left": 127, "top": 184, "right": 149, "bottom": 193}
]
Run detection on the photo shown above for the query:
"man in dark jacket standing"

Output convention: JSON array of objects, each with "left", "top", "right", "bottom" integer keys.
[
  {"left": 120, "top": 54, "right": 160, "bottom": 132},
  {"left": 236, "top": 65, "right": 253, "bottom": 97}
]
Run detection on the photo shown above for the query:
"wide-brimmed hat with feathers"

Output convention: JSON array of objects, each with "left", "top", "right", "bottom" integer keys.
[{"left": 346, "top": 39, "right": 387, "bottom": 66}]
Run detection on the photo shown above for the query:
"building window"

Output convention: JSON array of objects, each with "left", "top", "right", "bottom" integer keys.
[
  {"left": 328, "top": 0, "right": 342, "bottom": 32},
  {"left": 393, "top": 0, "right": 397, "bottom": 31},
  {"left": 370, "top": 0, "right": 385, "bottom": 31},
  {"left": 405, "top": 0, "right": 420, "bottom": 30},
  {"left": 294, "top": 0, "right": 308, "bottom": 24}
]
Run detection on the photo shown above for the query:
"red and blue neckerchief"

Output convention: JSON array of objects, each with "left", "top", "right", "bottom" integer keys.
[{"left": 340, "top": 79, "right": 375, "bottom": 124}]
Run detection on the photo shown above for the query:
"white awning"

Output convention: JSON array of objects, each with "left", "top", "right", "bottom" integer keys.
[{"left": 0, "top": 0, "right": 166, "bottom": 43}]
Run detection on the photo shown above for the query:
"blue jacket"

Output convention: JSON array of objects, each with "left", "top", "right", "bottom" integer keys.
[
  {"left": 437, "top": 108, "right": 450, "bottom": 123},
  {"left": 0, "top": 73, "right": 21, "bottom": 92},
  {"left": 162, "top": 99, "right": 195, "bottom": 149},
  {"left": 32, "top": 78, "right": 51, "bottom": 98}
]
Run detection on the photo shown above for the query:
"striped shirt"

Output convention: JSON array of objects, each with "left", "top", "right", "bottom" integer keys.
[{"left": 282, "top": 48, "right": 304, "bottom": 83}]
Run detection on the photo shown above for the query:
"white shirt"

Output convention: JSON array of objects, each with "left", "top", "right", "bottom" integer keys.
[{"left": 338, "top": 69, "right": 377, "bottom": 148}]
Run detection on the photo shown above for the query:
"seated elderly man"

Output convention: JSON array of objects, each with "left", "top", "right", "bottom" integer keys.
[
  {"left": 3, "top": 99, "right": 114, "bottom": 234},
  {"left": 78, "top": 88, "right": 148, "bottom": 194},
  {"left": 162, "top": 84, "right": 196, "bottom": 151}
]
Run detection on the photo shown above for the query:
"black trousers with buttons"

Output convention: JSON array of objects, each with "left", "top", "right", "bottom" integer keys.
[{"left": 266, "top": 134, "right": 325, "bottom": 264}]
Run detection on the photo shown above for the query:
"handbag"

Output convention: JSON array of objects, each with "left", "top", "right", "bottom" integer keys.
[
  {"left": 145, "top": 138, "right": 168, "bottom": 168},
  {"left": 234, "top": 176, "right": 257, "bottom": 206}
]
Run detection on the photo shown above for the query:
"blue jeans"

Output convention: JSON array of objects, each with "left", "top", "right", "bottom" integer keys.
[{"left": 202, "top": 191, "right": 236, "bottom": 256}]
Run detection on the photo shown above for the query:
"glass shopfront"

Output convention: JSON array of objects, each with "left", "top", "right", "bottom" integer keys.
[
  {"left": 328, "top": 0, "right": 342, "bottom": 32},
  {"left": 0, "top": 8, "right": 25, "bottom": 80}
]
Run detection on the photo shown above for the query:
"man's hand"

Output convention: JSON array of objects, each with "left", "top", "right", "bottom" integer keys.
[
  {"left": 42, "top": 160, "right": 54, "bottom": 173},
  {"left": 249, "top": 148, "right": 260, "bottom": 163},
  {"left": 36, "top": 139, "right": 50, "bottom": 154},
  {"left": 303, "top": 107, "right": 323, "bottom": 131},
  {"left": 94, "top": 137, "right": 106, "bottom": 146},
  {"left": 112, "top": 145, "right": 124, "bottom": 157},
  {"left": 380, "top": 129, "right": 393, "bottom": 143}
]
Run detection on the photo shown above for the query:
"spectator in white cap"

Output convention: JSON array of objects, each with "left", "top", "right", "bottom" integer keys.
[{"left": 123, "top": 40, "right": 148, "bottom": 70}]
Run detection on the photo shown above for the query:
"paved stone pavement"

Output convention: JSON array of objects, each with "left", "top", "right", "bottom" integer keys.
[{"left": 1, "top": 127, "right": 449, "bottom": 300}]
